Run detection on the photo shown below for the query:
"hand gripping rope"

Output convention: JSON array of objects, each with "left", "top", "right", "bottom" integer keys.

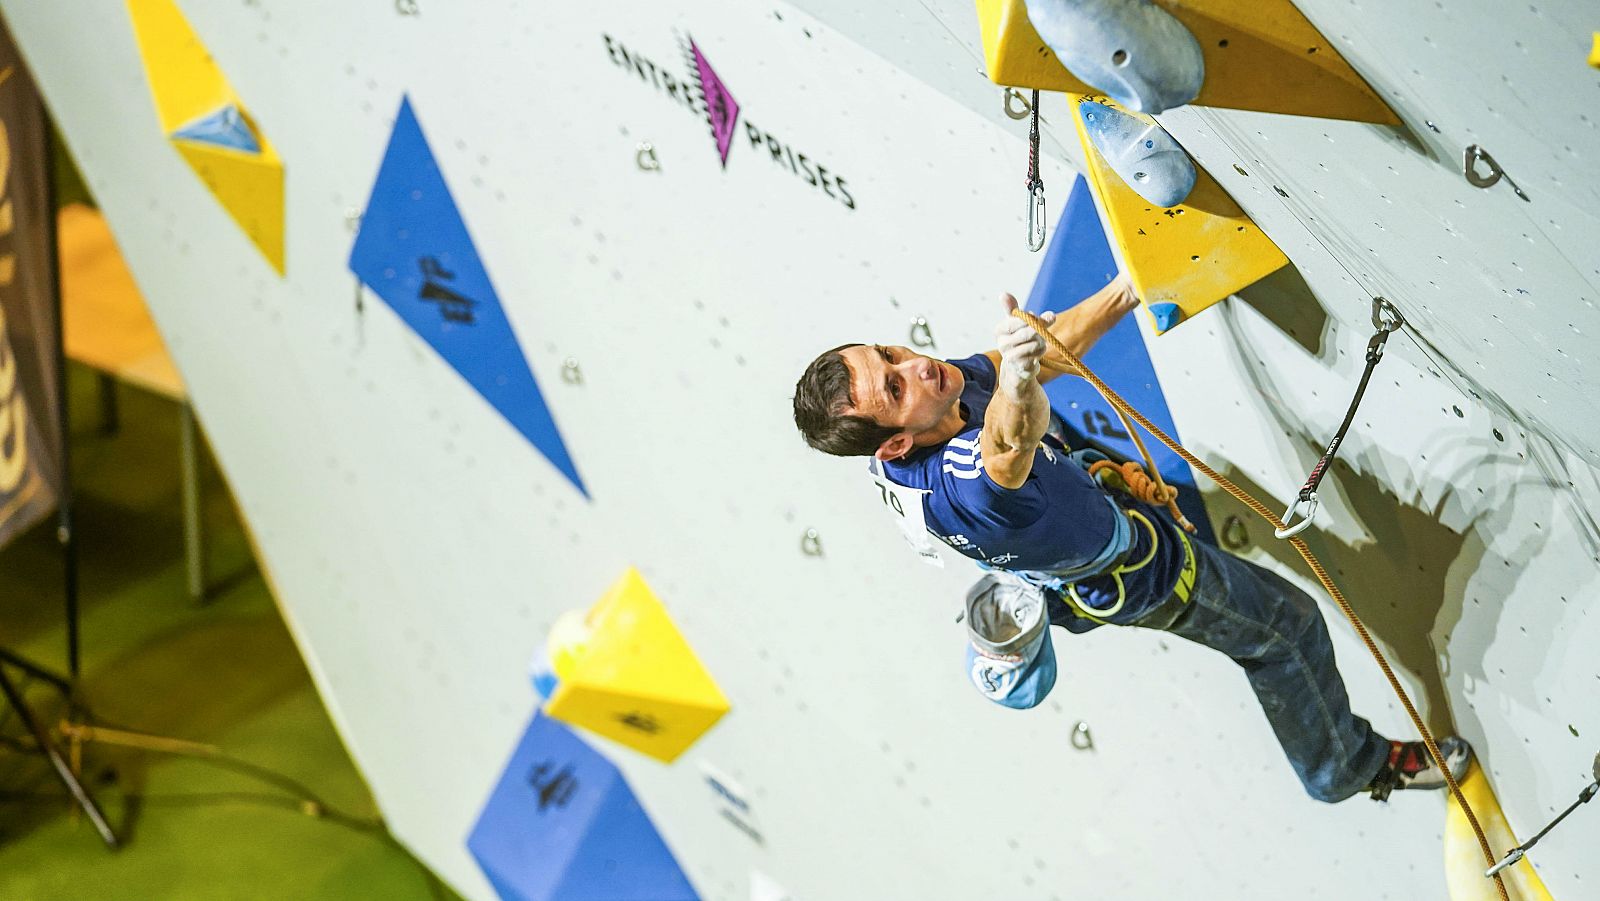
[
  {"left": 1276, "top": 297, "right": 1405, "bottom": 538},
  {"left": 1011, "top": 308, "right": 1510, "bottom": 901}
]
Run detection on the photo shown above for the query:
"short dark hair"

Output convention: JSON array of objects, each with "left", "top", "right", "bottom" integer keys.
[{"left": 792, "top": 344, "right": 900, "bottom": 457}]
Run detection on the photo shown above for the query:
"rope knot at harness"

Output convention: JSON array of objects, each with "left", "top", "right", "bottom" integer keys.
[{"left": 1086, "top": 459, "right": 1196, "bottom": 534}]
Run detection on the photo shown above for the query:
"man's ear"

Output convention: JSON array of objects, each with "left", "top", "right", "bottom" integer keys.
[{"left": 874, "top": 432, "right": 914, "bottom": 462}]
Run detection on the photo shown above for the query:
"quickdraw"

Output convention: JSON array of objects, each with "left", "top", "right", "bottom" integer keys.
[
  {"left": 1275, "top": 297, "right": 1404, "bottom": 538},
  {"left": 1025, "top": 89, "right": 1046, "bottom": 252}
]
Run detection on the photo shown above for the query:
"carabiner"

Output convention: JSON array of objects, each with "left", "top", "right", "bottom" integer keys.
[
  {"left": 1027, "top": 183, "right": 1047, "bottom": 252},
  {"left": 1274, "top": 493, "right": 1318, "bottom": 539}
]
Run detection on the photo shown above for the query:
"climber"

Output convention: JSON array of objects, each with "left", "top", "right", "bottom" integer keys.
[{"left": 791, "top": 274, "right": 1470, "bottom": 803}]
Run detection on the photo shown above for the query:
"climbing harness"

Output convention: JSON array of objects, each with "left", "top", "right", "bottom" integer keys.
[
  {"left": 1057, "top": 509, "right": 1197, "bottom": 628},
  {"left": 1025, "top": 89, "right": 1046, "bottom": 252},
  {"left": 1274, "top": 296, "right": 1404, "bottom": 539},
  {"left": 1009, "top": 308, "right": 1512, "bottom": 901},
  {"left": 1484, "top": 751, "right": 1599, "bottom": 877}
]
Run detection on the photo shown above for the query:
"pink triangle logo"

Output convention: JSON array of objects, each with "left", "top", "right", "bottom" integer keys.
[{"left": 686, "top": 37, "right": 740, "bottom": 168}]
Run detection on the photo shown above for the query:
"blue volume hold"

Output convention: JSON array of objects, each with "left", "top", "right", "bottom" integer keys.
[
  {"left": 1025, "top": 174, "right": 1213, "bottom": 544},
  {"left": 1077, "top": 98, "right": 1196, "bottom": 208},
  {"left": 170, "top": 103, "right": 262, "bottom": 154},
  {"left": 467, "top": 713, "right": 699, "bottom": 901},
  {"left": 349, "top": 97, "right": 587, "bottom": 497}
]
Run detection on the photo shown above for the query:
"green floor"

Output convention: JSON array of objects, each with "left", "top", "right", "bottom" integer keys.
[{"left": 0, "top": 366, "right": 462, "bottom": 901}]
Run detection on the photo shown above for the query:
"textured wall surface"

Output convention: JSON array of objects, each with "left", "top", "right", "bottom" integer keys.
[{"left": 4, "top": 1, "right": 1596, "bottom": 898}]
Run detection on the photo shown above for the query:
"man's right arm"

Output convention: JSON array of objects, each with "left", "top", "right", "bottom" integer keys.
[{"left": 980, "top": 295, "right": 1053, "bottom": 490}]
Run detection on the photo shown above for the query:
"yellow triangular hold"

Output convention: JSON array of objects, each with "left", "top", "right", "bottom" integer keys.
[
  {"left": 173, "top": 141, "right": 286, "bottom": 274},
  {"left": 975, "top": 0, "right": 1399, "bottom": 124},
  {"left": 544, "top": 568, "right": 730, "bottom": 763},
  {"left": 1070, "top": 93, "right": 1286, "bottom": 334},
  {"left": 1444, "top": 760, "right": 1553, "bottom": 901},
  {"left": 127, "top": 0, "right": 286, "bottom": 274},
  {"left": 125, "top": 0, "right": 233, "bottom": 132}
]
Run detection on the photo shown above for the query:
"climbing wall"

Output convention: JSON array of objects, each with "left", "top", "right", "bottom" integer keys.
[{"left": 3, "top": 1, "right": 1597, "bottom": 899}]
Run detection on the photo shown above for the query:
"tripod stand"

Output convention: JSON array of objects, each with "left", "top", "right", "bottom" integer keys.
[{"left": 0, "top": 647, "right": 116, "bottom": 847}]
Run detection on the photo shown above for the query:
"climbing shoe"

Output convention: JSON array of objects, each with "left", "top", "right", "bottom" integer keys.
[{"left": 1368, "top": 736, "right": 1473, "bottom": 801}]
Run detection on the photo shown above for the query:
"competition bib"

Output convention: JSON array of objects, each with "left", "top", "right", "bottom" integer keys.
[{"left": 866, "top": 460, "right": 943, "bottom": 568}]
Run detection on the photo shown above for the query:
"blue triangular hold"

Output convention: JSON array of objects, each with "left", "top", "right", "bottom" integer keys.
[
  {"left": 349, "top": 97, "right": 587, "bottom": 497},
  {"left": 467, "top": 713, "right": 699, "bottom": 901},
  {"left": 1025, "top": 175, "right": 1213, "bottom": 544},
  {"left": 170, "top": 103, "right": 261, "bottom": 154}
]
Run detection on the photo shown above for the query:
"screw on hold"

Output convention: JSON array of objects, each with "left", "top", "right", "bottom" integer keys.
[
  {"left": 1003, "top": 87, "right": 1032, "bottom": 121},
  {"left": 1371, "top": 296, "right": 1404, "bottom": 333},
  {"left": 1221, "top": 515, "right": 1249, "bottom": 550},
  {"left": 395, "top": 0, "right": 418, "bottom": 14},
  {"left": 636, "top": 142, "right": 660, "bottom": 172},
  {"left": 560, "top": 358, "right": 583, "bottom": 385},
  {"left": 1070, "top": 721, "right": 1095, "bottom": 751},
  {"left": 1462, "top": 145, "right": 1503, "bottom": 188},
  {"left": 344, "top": 208, "right": 362, "bottom": 233},
  {"left": 1463, "top": 144, "right": 1530, "bottom": 201},
  {"left": 909, "top": 317, "right": 936, "bottom": 349},
  {"left": 800, "top": 529, "right": 823, "bottom": 557}
]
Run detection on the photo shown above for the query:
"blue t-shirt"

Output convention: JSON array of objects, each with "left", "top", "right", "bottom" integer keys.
[{"left": 883, "top": 354, "right": 1187, "bottom": 631}]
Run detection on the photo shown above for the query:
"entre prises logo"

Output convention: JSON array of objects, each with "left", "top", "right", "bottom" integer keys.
[{"left": 602, "top": 32, "right": 857, "bottom": 211}]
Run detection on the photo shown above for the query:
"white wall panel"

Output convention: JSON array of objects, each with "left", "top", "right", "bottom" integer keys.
[{"left": 4, "top": 1, "right": 1597, "bottom": 899}]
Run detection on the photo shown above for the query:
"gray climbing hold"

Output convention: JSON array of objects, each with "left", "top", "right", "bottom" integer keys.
[
  {"left": 1149, "top": 302, "right": 1184, "bottom": 332},
  {"left": 1076, "top": 98, "right": 1196, "bottom": 207},
  {"left": 1023, "top": 0, "right": 1204, "bottom": 114}
]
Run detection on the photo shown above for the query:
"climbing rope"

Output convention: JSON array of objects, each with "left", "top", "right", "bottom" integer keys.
[{"left": 1012, "top": 309, "right": 1510, "bottom": 901}]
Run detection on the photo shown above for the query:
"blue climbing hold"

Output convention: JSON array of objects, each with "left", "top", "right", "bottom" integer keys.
[
  {"left": 170, "top": 103, "right": 261, "bottom": 154},
  {"left": 1077, "top": 98, "right": 1196, "bottom": 208},
  {"left": 1022, "top": 0, "right": 1204, "bottom": 114},
  {"left": 467, "top": 713, "right": 700, "bottom": 901},
  {"left": 1149, "top": 302, "right": 1184, "bottom": 332}
]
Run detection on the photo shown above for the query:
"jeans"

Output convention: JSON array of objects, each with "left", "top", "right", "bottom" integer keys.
[{"left": 1158, "top": 539, "right": 1391, "bottom": 802}]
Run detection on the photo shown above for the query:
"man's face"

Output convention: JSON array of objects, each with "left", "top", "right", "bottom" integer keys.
[{"left": 839, "top": 344, "right": 965, "bottom": 444}]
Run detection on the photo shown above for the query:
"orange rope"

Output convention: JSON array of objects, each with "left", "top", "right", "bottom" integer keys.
[
  {"left": 1086, "top": 459, "right": 1196, "bottom": 533},
  {"left": 1015, "top": 310, "right": 1508, "bottom": 901}
]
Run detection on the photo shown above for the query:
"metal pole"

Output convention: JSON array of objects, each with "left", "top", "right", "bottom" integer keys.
[
  {"left": 179, "top": 403, "right": 205, "bottom": 604},
  {"left": 42, "top": 105, "right": 78, "bottom": 681}
]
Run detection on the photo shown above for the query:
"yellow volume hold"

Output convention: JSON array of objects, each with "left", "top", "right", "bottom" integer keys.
[
  {"left": 1445, "top": 760, "right": 1554, "bottom": 901},
  {"left": 975, "top": 0, "right": 1400, "bottom": 124},
  {"left": 545, "top": 568, "right": 731, "bottom": 764},
  {"left": 126, "top": 0, "right": 285, "bottom": 274},
  {"left": 1069, "top": 93, "right": 1286, "bottom": 334}
]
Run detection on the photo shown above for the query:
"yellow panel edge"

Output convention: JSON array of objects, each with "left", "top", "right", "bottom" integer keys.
[
  {"left": 973, "top": 0, "right": 1399, "bottom": 124},
  {"left": 1068, "top": 93, "right": 1286, "bottom": 334}
]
